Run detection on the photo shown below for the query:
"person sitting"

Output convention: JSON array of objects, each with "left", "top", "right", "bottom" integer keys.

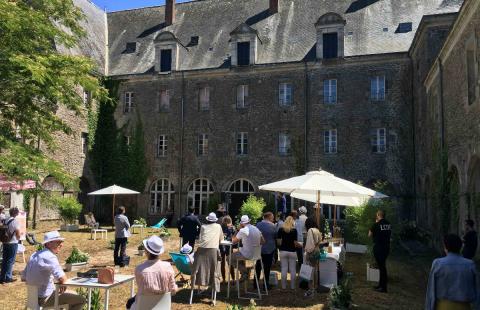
[
  {"left": 127, "top": 236, "right": 178, "bottom": 309},
  {"left": 180, "top": 243, "right": 194, "bottom": 265},
  {"left": 425, "top": 234, "right": 480, "bottom": 310},
  {"left": 85, "top": 212, "right": 99, "bottom": 229},
  {"left": 22, "top": 231, "right": 86, "bottom": 310},
  {"left": 220, "top": 215, "right": 236, "bottom": 283},
  {"left": 231, "top": 215, "right": 265, "bottom": 281}
]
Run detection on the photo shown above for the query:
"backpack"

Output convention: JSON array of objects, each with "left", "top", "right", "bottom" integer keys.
[{"left": 0, "top": 218, "right": 14, "bottom": 243}]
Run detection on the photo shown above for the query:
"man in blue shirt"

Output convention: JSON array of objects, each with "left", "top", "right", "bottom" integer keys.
[
  {"left": 114, "top": 206, "right": 131, "bottom": 266},
  {"left": 425, "top": 234, "right": 480, "bottom": 310},
  {"left": 255, "top": 212, "right": 276, "bottom": 289}
]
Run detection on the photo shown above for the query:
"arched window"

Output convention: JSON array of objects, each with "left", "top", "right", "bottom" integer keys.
[
  {"left": 187, "top": 178, "right": 214, "bottom": 215},
  {"left": 150, "top": 179, "right": 174, "bottom": 215},
  {"left": 228, "top": 179, "right": 255, "bottom": 193}
]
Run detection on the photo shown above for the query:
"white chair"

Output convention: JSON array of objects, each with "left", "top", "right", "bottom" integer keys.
[
  {"left": 319, "top": 257, "right": 337, "bottom": 288},
  {"left": 235, "top": 246, "right": 268, "bottom": 300},
  {"left": 131, "top": 293, "right": 171, "bottom": 310},
  {"left": 25, "top": 285, "right": 69, "bottom": 310}
]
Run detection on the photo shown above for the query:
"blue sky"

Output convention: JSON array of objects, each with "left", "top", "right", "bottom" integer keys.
[{"left": 91, "top": 0, "right": 191, "bottom": 12}]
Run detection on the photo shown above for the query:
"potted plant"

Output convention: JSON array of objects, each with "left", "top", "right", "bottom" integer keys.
[
  {"left": 65, "top": 247, "right": 89, "bottom": 271},
  {"left": 137, "top": 243, "right": 145, "bottom": 256},
  {"left": 159, "top": 227, "right": 171, "bottom": 240},
  {"left": 366, "top": 262, "right": 380, "bottom": 282},
  {"left": 133, "top": 218, "right": 147, "bottom": 226},
  {"left": 109, "top": 239, "right": 115, "bottom": 250},
  {"left": 56, "top": 196, "right": 82, "bottom": 232},
  {"left": 329, "top": 277, "right": 352, "bottom": 310}
]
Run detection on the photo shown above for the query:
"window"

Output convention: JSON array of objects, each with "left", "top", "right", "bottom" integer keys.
[
  {"left": 83, "top": 90, "right": 91, "bottom": 105},
  {"left": 323, "top": 79, "right": 337, "bottom": 104},
  {"left": 124, "top": 135, "right": 131, "bottom": 146},
  {"left": 199, "top": 87, "right": 210, "bottom": 111},
  {"left": 236, "top": 85, "right": 249, "bottom": 109},
  {"left": 323, "top": 32, "right": 338, "bottom": 59},
  {"left": 125, "top": 42, "right": 136, "bottom": 53},
  {"left": 159, "top": 90, "right": 171, "bottom": 111},
  {"left": 187, "top": 178, "right": 214, "bottom": 215},
  {"left": 81, "top": 132, "right": 88, "bottom": 155},
  {"left": 198, "top": 134, "right": 208, "bottom": 156},
  {"left": 237, "top": 132, "right": 248, "bottom": 155},
  {"left": 371, "top": 76, "right": 385, "bottom": 101},
  {"left": 124, "top": 92, "right": 134, "bottom": 113},
  {"left": 228, "top": 179, "right": 255, "bottom": 193},
  {"left": 467, "top": 49, "right": 477, "bottom": 105},
  {"left": 157, "top": 135, "right": 167, "bottom": 157},
  {"left": 279, "top": 133, "right": 291, "bottom": 155},
  {"left": 160, "top": 49, "right": 172, "bottom": 72},
  {"left": 279, "top": 83, "right": 293, "bottom": 106},
  {"left": 324, "top": 129, "right": 337, "bottom": 154},
  {"left": 237, "top": 41, "right": 250, "bottom": 66},
  {"left": 149, "top": 179, "right": 174, "bottom": 214},
  {"left": 396, "top": 22, "right": 412, "bottom": 33},
  {"left": 371, "top": 128, "right": 386, "bottom": 153}
]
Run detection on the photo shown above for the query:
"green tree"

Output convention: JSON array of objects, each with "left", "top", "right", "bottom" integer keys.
[{"left": 0, "top": 0, "right": 107, "bottom": 225}]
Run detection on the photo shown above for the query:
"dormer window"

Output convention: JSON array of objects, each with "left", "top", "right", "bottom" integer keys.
[
  {"left": 154, "top": 31, "right": 185, "bottom": 73},
  {"left": 315, "top": 13, "right": 346, "bottom": 60},
  {"left": 230, "top": 23, "right": 261, "bottom": 67}
]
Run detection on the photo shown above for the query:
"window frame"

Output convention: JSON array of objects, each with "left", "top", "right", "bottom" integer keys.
[
  {"left": 199, "top": 87, "right": 210, "bottom": 111},
  {"left": 157, "top": 134, "right": 167, "bottom": 157},
  {"left": 124, "top": 92, "right": 134, "bottom": 113},
  {"left": 236, "top": 85, "right": 249, "bottom": 109},
  {"left": 323, "top": 79, "right": 337, "bottom": 104},
  {"left": 324, "top": 129, "right": 337, "bottom": 154},
  {"left": 159, "top": 89, "right": 171, "bottom": 111},
  {"left": 279, "top": 82, "right": 293, "bottom": 106},
  {"left": 81, "top": 132, "right": 88, "bottom": 155},
  {"left": 236, "top": 132, "right": 248, "bottom": 156},
  {"left": 149, "top": 179, "right": 175, "bottom": 215},
  {"left": 371, "top": 128, "right": 386, "bottom": 154},
  {"left": 198, "top": 133, "right": 209, "bottom": 156},
  {"left": 278, "top": 133, "right": 291, "bottom": 155},
  {"left": 370, "top": 76, "right": 386, "bottom": 102},
  {"left": 187, "top": 178, "right": 214, "bottom": 215},
  {"left": 237, "top": 41, "right": 251, "bottom": 66},
  {"left": 160, "top": 49, "right": 172, "bottom": 73}
]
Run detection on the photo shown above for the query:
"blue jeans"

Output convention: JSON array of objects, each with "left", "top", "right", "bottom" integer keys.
[{"left": 1, "top": 243, "right": 18, "bottom": 282}]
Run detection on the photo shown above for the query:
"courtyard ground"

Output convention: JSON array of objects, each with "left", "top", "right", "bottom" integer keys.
[{"left": 0, "top": 221, "right": 443, "bottom": 310}]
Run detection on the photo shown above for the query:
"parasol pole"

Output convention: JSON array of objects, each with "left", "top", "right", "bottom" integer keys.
[
  {"left": 112, "top": 194, "right": 116, "bottom": 228},
  {"left": 315, "top": 190, "right": 320, "bottom": 227}
]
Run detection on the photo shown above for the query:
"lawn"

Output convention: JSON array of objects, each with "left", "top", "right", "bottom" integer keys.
[{"left": 0, "top": 220, "right": 436, "bottom": 310}]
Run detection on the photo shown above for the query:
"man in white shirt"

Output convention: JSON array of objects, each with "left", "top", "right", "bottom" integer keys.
[
  {"left": 231, "top": 215, "right": 264, "bottom": 280},
  {"left": 0, "top": 207, "right": 21, "bottom": 283},
  {"left": 22, "top": 231, "right": 85, "bottom": 310}
]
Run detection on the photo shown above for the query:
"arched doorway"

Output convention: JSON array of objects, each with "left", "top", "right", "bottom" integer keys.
[
  {"left": 149, "top": 179, "right": 175, "bottom": 215},
  {"left": 187, "top": 178, "right": 214, "bottom": 215},
  {"left": 226, "top": 179, "right": 256, "bottom": 219}
]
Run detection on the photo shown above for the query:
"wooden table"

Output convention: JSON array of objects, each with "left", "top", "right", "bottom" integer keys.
[{"left": 54, "top": 274, "right": 135, "bottom": 310}]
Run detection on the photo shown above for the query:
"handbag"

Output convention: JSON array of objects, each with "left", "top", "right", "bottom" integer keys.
[
  {"left": 98, "top": 267, "right": 115, "bottom": 284},
  {"left": 299, "top": 263, "right": 314, "bottom": 281}
]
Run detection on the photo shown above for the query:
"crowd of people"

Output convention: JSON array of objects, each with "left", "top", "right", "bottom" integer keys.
[{"left": 0, "top": 203, "right": 478, "bottom": 309}]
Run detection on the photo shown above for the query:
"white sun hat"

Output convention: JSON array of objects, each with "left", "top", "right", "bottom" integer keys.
[
  {"left": 143, "top": 235, "right": 164, "bottom": 256},
  {"left": 240, "top": 215, "right": 250, "bottom": 224},
  {"left": 206, "top": 212, "right": 218, "bottom": 222},
  {"left": 42, "top": 231, "right": 65, "bottom": 245},
  {"left": 180, "top": 243, "right": 193, "bottom": 254}
]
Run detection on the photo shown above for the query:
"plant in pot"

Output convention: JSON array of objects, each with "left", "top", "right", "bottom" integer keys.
[
  {"left": 65, "top": 247, "right": 89, "bottom": 271},
  {"left": 159, "top": 227, "right": 171, "bottom": 240},
  {"left": 329, "top": 277, "right": 352, "bottom": 310},
  {"left": 137, "top": 243, "right": 145, "bottom": 256},
  {"left": 133, "top": 218, "right": 147, "bottom": 226},
  {"left": 56, "top": 196, "right": 82, "bottom": 232}
]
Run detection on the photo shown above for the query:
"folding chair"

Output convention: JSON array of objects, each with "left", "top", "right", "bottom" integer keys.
[
  {"left": 150, "top": 218, "right": 167, "bottom": 229},
  {"left": 169, "top": 252, "right": 192, "bottom": 282}
]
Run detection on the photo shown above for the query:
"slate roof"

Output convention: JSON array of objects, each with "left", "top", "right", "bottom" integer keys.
[
  {"left": 106, "top": 0, "right": 463, "bottom": 76},
  {"left": 57, "top": 0, "right": 106, "bottom": 73}
]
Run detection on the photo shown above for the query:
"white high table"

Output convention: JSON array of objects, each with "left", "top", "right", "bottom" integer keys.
[{"left": 54, "top": 274, "right": 135, "bottom": 310}]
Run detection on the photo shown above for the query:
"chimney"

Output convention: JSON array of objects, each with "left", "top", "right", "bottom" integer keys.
[
  {"left": 269, "top": 0, "right": 278, "bottom": 14},
  {"left": 165, "top": 0, "right": 176, "bottom": 26}
]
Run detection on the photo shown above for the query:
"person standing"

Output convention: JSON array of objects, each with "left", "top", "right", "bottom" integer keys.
[
  {"left": 368, "top": 209, "right": 391, "bottom": 293},
  {"left": 277, "top": 216, "right": 300, "bottom": 289},
  {"left": 295, "top": 206, "right": 308, "bottom": 265},
  {"left": 255, "top": 212, "right": 276, "bottom": 289},
  {"left": 425, "top": 234, "right": 480, "bottom": 310},
  {"left": 462, "top": 219, "right": 478, "bottom": 260},
  {"left": 22, "top": 231, "right": 86, "bottom": 309},
  {"left": 0, "top": 205, "right": 6, "bottom": 224},
  {"left": 220, "top": 215, "right": 236, "bottom": 283},
  {"left": 114, "top": 206, "right": 130, "bottom": 267},
  {"left": 0, "top": 207, "right": 20, "bottom": 284},
  {"left": 177, "top": 206, "right": 202, "bottom": 250}
]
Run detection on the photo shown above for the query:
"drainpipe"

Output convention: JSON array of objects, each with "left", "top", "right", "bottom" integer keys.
[
  {"left": 303, "top": 61, "right": 309, "bottom": 172},
  {"left": 178, "top": 72, "right": 186, "bottom": 222}
]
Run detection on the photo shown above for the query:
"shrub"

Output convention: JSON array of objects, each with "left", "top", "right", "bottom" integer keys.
[
  {"left": 66, "top": 247, "right": 89, "bottom": 264},
  {"left": 133, "top": 217, "right": 147, "bottom": 226},
  {"left": 240, "top": 195, "right": 265, "bottom": 224},
  {"left": 55, "top": 196, "right": 83, "bottom": 224},
  {"left": 77, "top": 288, "right": 102, "bottom": 310},
  {"left": 329, "top": 277, "right": 352, "bottom": 309}
]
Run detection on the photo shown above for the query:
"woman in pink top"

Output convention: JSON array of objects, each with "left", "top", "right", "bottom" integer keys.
[{"left": 127, "top": 236, "right": 177, "bottom": 309}]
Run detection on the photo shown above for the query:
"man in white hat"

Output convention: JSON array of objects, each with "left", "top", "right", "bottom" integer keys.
[
  {"left": 295, "top": 206, "right": 308, "bottom": 265},
  {"left": 127, "top": 235, "right": 177, "bottom": 309},
  {"left": 231, "top": 215, "right": 264, "bottom": 281},
  {"left": 21, "top": 231, "right": 85, "bottom": 310}
]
